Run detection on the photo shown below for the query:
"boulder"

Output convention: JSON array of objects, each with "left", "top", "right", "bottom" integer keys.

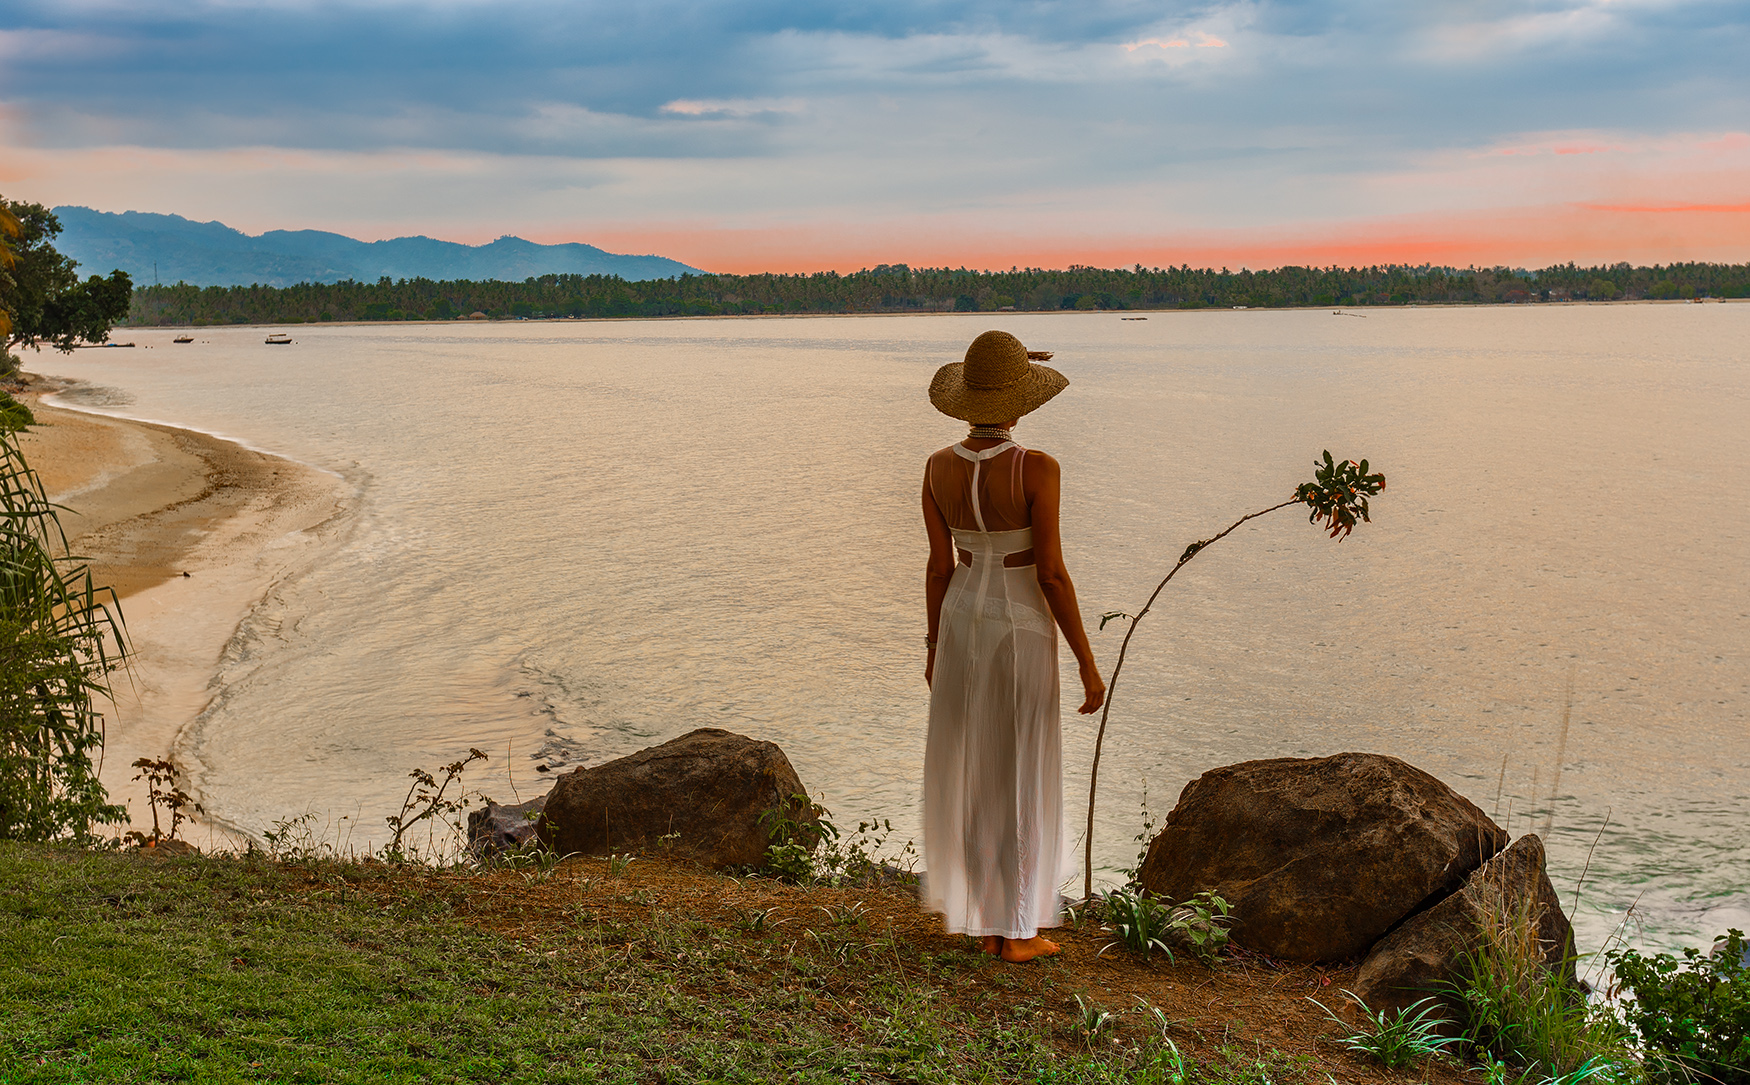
[
  {"left": 536, "top": 728, "right": 814, "bottom": 869},
  {"left": 1353, "top": 834, "right": 1577, "bottom": 1023},
  {"left": 467, "top": 794, "right": 549, "bottom": 858},
  {"left": 1137, "top": 753, "right": 1507, "bottom": 962}
]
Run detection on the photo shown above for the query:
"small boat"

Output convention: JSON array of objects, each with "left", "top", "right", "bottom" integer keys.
[
  {"left": 265, "top": 333, "right": 293, "bottom": 345},
  {"left": 173, "top": 335, "right": 194, "bottom": 343}
]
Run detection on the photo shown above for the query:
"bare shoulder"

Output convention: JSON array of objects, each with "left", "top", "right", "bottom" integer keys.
[{"left": 1023, "top": 449, "right": 1061, "bottom": 475}]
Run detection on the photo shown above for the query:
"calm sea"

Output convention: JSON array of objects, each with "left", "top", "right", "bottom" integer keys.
[{"left": 46, "top": 306, "right": 1750, "bottom": 956}]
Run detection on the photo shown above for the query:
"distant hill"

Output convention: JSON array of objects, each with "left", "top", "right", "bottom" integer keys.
[{"left": 51, "top": 207, "right": 702, "bottom": 287}]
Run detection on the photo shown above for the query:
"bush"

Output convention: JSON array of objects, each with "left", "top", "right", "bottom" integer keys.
[
  {"left": 1097, "top": 888, "right": 1233, "bottom": 965},
  {"left": 759, "top": 794, "right": 916, "bottom": 886},
  {"left": 0, "top": 391, "right": 33, "bottom": 432},
  {"left": 1609, "top": 929, "right": 1749, "bottom": 1084},
  {"left": 0, "top": 423, "right": 128, "bottom": 841}
]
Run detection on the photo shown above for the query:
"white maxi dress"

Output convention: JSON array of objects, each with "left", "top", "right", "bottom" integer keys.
[{"left": 922, "top": 440, "right": 1066, "bottom": 939}]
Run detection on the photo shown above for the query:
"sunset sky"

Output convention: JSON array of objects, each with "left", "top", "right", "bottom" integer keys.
[{"left": 2, "top": 0, "right": 1747, "bottom": 273}]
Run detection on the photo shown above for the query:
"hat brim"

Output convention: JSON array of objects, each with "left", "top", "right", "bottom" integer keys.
[{"left": 929, "top": 361, "right": 1069, "bottom": 423}]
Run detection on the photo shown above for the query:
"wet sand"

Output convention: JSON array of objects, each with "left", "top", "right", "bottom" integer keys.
[{"left": 17, "top": 386, "right": 351, "bottom": 833}]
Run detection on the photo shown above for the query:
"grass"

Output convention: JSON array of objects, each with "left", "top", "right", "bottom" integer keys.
[
  {"left": 1452, "top": 890, "right": 1640, "bottom": 1084},
  {"left": 1309, "top": 991, "right": 1462, "bottom": 1069},
  {"left": 1102, "top": 888, "right": 1181, "bottom": 963},
  {"left": 0, "top": 842, "right": 1477, "bottom": 1084}
]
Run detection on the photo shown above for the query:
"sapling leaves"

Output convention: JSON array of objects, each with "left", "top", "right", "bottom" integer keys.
[
  {"left": 1293, "top": 450, "right": 1386, "bottom": 540},
  {"left": 1098, "top": 611, "right": 1133, "bottom": 632}
]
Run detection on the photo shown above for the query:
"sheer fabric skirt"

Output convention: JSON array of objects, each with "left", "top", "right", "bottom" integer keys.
[{"left": 923, "top": 558, "right": 1065, "bottom": 939}]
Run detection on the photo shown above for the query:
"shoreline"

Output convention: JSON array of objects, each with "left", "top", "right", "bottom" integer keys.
[
  {"left": 110, "top": 293, "right": 1750, "bottom": 333},
  {"left": 15, "top": 376, "right": 353, "bottom": 833}
]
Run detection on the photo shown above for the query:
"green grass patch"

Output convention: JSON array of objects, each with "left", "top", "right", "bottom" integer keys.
[{"left": 0, "top": 843, "right": 1322, "bottom": 1084}]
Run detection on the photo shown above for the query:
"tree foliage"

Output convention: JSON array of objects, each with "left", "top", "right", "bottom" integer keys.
[
  {"left": 0, "top": 197, "right": 133, "bottom": 368},
  {"left": 124, "top": 260, "right": 1750, "bottom": 326},
  {"left": 0, "top": 203, "right": 21, "bottom": 342},
  {"left": 0, "top": 422, "right": 129, "bottom": 842},
  {"left": 1609, "top": 930, "right": 1750, "bottom": 1084}
]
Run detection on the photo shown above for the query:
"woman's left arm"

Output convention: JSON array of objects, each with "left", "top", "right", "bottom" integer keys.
[{"left": 1026, "top": 451, "right": 1106, "bottom": 714}]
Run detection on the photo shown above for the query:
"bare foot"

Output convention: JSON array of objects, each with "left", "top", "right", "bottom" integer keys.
[
  {"left": 980, "top": 935, "right": 1003, "bottom": 957},
  {"left": 1000, "top": 935, "right": 1061, "bottom": 963}
]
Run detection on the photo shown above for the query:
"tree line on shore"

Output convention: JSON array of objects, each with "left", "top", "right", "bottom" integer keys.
[{"left": 127, "top": 260, "right": 1750, "bottom": 325}]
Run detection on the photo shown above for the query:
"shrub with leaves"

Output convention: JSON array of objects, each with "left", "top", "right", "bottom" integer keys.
[
  {"left": 380, "top": 748, "right": 487, "bottom": 862},
  {"left": 1609, "top": 929, "right": 1749, "bottom": 1085},
  {"left": 0, "top": 422, "right": 128, "bottom": 842},
  {"left": 760, "top": 793, "right": 916, "bottom": 886},
  {"left": 1480, "top": 1053, "right": 1638, "bottom": 1085},
  {"left": 1096, "top": 886, "right": 1234, "bottom": 966},
  {"left": 0, "top": 391, "right": 32, "bottom": 433},
  {"left": 1169, "top": 891, "right": 1234, "bottom": 965},
  {"left": 121, "top": 757, "right": 202, "bottom": 846}
]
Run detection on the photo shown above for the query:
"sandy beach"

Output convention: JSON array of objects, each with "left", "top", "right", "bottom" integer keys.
[{"left": 16, "top": 379, "right": 351, "bottom": 835}]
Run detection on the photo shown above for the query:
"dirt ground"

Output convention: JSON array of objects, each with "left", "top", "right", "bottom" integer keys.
[{"left": 330, "top": 854, "right": 1474, "bottom": 1085}]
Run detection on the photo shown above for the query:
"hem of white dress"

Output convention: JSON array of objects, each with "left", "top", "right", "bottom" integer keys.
[{"left": 940, "top": 923, "right": 1057, "bottom": 940}]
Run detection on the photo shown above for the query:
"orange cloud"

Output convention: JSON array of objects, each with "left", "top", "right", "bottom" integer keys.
[
  {"left": 567, "top": 202, "right": 1750, "bottom": 274},
  {"left": 1577, "top": 201, "right": 1750, "bottom": 214},
  {"left": 1123, "top": 31, "right": 1225, "bottom": 52},
  {"left": 1698, "top": 133, "right": 1750, "bottom": 151}
]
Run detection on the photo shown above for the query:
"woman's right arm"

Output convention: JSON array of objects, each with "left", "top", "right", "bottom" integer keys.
[{"left": 921, "top": 459, "right": 958, "bottom": 687}]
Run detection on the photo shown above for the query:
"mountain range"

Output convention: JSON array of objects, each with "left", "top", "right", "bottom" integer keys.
[{"left": 51, "top": 207, "right": 702, "bottom": 288}]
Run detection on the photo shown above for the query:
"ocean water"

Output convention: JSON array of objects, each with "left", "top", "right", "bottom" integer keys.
[{"left": 45, "top": 305, "right": 1750, "bottom": 957}]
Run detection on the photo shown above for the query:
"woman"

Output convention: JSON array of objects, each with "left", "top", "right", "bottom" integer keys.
[{"left": 921, "top": 330, "right": 1106, "bottom": 964}]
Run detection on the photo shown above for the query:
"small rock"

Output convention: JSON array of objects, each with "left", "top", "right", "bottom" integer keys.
[{"left": 467, "top": 794, "right": 550, "bottom": 858}]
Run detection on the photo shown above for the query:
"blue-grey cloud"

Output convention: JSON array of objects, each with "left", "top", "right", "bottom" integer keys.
[
  {"left": 3, "top": 0, "right": 1747, "bottom": 255},
  {"left": 6, "top": 1, "right": 1741, "bottom": 157}
]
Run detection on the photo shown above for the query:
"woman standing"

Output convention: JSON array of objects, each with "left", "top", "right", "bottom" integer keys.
[{"left": 921, "top": 330, "right": 1106, "bottom": 963}]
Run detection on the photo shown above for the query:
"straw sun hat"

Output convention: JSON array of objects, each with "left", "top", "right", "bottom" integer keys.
[{"left": 928, "top": 330, "right": 1069, "bottom": 423}]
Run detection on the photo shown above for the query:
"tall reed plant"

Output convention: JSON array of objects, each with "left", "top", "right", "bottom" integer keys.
[
  {"left": 0, "top": 421, "right": 129, "bottom": 841},
  {"left": 1083, "top": 451, "right": 1386, "bottom": 900},
  {"left": 1453, "top": 889, "right": 1639, "bottom": 1083}
]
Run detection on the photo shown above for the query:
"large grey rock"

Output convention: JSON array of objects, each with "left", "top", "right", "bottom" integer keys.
[
  {"left": 535, "top": 728, "right": 814, "bottom": 869},
  {"left": 1137, "top": 753, "right": 1508, "bottom": 962},
  {"left": 1354, "top": 834, "right": 1577, "bottom": 1023},
  {"left": 467, "top": 794, "right": 549, "bottom": 858}
]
